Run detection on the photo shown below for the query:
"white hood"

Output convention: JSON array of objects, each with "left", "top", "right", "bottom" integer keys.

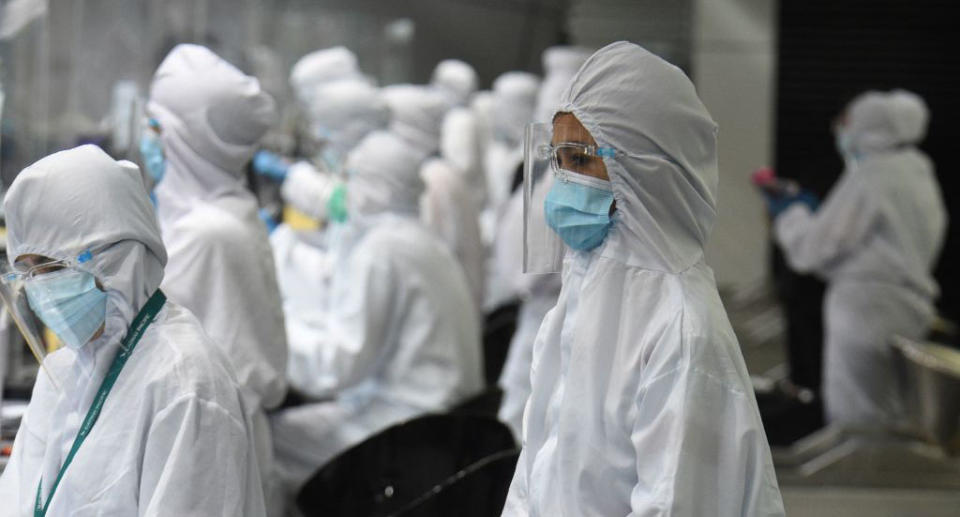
[
  {"left": 558, "top": 41, "right": 719, "bottom": 274},
  {"left": 431, "top": 59, "right": 478, "bottom": 107},
  {"left": 535, "top": 46, "right": 592, "bottom": 124},
  {"left": 844, "top": 89, "right": 929, "bottom": 155},
  {"left": 382, "top": 84, "right": 449, "bottom": 155},
  {"left": 4, "top": 144, "right": 166, "bottom": 329},
  {"left": 290, "top": 46, "right": 365, "bottom": 104},
  {"left": 346, "top": 130, "right": 429, "bottom": 218},
  {"left": 492, "top": 71, "right": 540, "bottom": 146},
  {"left": 306, "top": 79, "right": 390, "bottom": 161},
  {"left": 147, "top": 44, "right": 276, "bottom": 223}
]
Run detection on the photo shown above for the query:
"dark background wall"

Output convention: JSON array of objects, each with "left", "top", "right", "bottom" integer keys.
[{"left": 776, "top": 0, "right": 960, "bottom": 322}]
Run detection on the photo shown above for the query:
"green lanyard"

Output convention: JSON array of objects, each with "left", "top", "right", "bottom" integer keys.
[{"left": 34, "top": 290, "right": 167, "bottom": 517}]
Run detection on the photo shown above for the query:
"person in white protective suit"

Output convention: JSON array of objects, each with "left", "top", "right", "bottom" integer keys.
[
  {"left": 145, "top": 44, "right": 288, "bottom": 513},
  {"left": 482, "top": 72, "right": 541, "bottom": 244},
  {"left": 270, "top": 130, "right": 484, "bottom": 493},
  {"left": 434, "top": 59, "right": 488, "bottom": 208},
  {"left": 773, "top": 90, "right": 946, "bottom": 427},
  {"left": 497, "top": 46, "right": 591, "bottom": 439},
  {"left": 270, "top": 80, "right": 390, "bottom": 350},
  {"left": 0, "top": 145, "right": 265, "bottom": 516},
  {"left": 502, "top": 42, "right": 784, "bottom": 516},
  {"left": 381, "top": 84, "right": 486, "bottom": 310}
]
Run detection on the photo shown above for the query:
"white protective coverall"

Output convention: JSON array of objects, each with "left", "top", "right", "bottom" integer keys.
[
  {"left": 0, "top": 145, "right": 265, "bottom": 516},
  {"left": 774, "top": 90, "right": 946, "bottom": 427},
  {"left": 381, "top": 84, "right": 485, "bottom": 310},
  {"left": 502, "top": 42, "right": 784, "bottom": 516},
  {"left": 147, "top": 44, "right": 288, "bottom": 512},
  {"left": 498, "top": 46, "right": 591, "bottom": 439},
  {"left": 271, "top": 130, "right": 484, "bottom": 490},
  {"left": 272, "top": 79, "right": 390, "bottom": 354}
]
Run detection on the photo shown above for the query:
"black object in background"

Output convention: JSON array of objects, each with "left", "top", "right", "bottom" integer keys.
[
  {"left": 297, "top": 414, "right": 516, "bottom": 517},
  {"left": 395, "top": 449, "right": 520, "bottom": 517},
  {"left": 483, "top": 301, "right": 521, "bottom": 386}
]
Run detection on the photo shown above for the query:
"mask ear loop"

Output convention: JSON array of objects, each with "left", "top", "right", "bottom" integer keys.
[{"left": 73, "top": 248, "right": 115, "bottom": 351}]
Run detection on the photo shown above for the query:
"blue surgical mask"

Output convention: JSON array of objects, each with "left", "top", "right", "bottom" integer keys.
[
  {"left": 139, "top": 131, "right": 166, "bottom": 184},
  {"left": 25, "top": 268, "right": 107, "bottom": 350},
  {"left": 834, "top": 127, "right": 855, "bottom": 159},
  {"left": 544, "top": 169, "right": 615, "bottom": 251}
]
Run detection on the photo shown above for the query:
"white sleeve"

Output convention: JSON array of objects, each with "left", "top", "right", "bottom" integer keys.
[
  {"left": 628, "top": 368, "right": 784, "bottom": 516},
  {"left": 161, "top": 211, "right": 289, "bottom": 409},
  {"left": 774, "top": 173, "right": 879, "bottom": 275},
  {"left": 285, "top": 240, "right": 399, "bottom": 398},
  {"left": 281, "top": 162, "right": 339, "bottom": 220},
  {"left": 139, "top": 397, "right": 266, "bottom": 517}
]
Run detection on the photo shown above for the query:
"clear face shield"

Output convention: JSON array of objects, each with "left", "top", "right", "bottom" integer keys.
[
  {"left": 522, "top": 121, "right": 617, "bottom": 273},
  {"left": 0, "top": 258, "right": 67, "bottom": 391}
]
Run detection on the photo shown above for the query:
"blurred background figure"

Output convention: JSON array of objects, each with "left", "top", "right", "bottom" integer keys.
[
  {"left": 482, "top": 71, "right": 540, "bottom": 247},
  {"left": 768, "top": 90, "right": 946, "bottom": 427},
  {"left": 145, "top": 43, "right": 289, "bottom": 514},
  {"left": 270, "top": 129, "right": 482, "bottom": 499},
  {"left": 269, "top": 79, "right": 389, "bottom": 367}
]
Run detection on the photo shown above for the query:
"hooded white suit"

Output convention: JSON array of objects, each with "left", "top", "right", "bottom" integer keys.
[
  {"left": 381, "top": 84, "right": 486, "bottom": 311},
  {"left": 147, "top": 44, "right": 288, "bottom": 513},
  {"left": 0, "top": 145, "right": 265, "bottom": 516},
  {"left": 271, "top": 130, "right": 483, "bottom": 492},
  {"left": 502, "top": 42, "right": 784, "bottom": 516},
  {"left": 775, "top": 90, "right": 946, "bottom": 426},
  {"left": 271, "top": 78, "right": 390, "bottom": 355}
]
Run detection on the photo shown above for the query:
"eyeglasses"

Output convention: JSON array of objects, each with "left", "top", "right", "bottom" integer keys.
[
  {"left": 2, "top": 250, "right": 94, "bottom": 285},
  {"left": 537, "top": 142, "right": 618, "bottom": 174}
]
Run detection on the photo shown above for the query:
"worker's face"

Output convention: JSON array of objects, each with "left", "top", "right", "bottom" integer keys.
[{"left": 552, "top": 113, "right": 610, "bottom": 181}]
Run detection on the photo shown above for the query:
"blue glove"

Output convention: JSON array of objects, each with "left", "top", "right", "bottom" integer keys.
[
  {"left": 765, "top": 190, "right": 819, "bottom": 219},
  {"left": 253, "top": 150, "right": 290, "bottom": 182},
  {"left": 259, "top": 207, "right": 279, "bottom": 234}
]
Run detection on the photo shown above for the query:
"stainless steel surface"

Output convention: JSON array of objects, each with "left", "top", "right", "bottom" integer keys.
[
  {"left": 774, "top": 426, "right": 960, "bottom": 490},
  {"left": 892, "top": 336, "right": 960, "bottom": 453},
  {"left": 782, "top": 486, "right": 960, "bottom": 517}
]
